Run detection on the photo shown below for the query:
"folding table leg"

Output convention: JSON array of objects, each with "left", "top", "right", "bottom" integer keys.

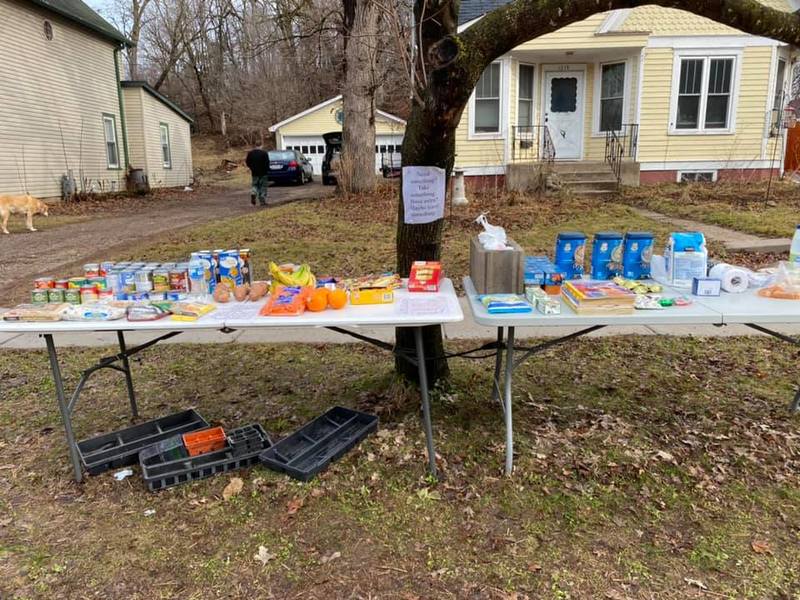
[
  {"left": 413, "top": 327, "right": 438, "bottom": 478},
  {"left": 44, "top": 334, "right": 83, "bottom": 483},
  {"left": 492, "top": 327, "right": 504, "bottom": 404},
  {"left": 117, "top": 331, "right": 139, "bottom": 418},
  {"left": 503, "top": 326, "right": 515, "bottom": 476}
]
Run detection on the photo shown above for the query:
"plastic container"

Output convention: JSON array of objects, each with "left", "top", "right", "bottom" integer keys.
[
  {"left": 140, "top": 424, "right": 271, "bottom": 491},
  {"left": 259, "top": 406, "right": 378, "bottom": 481},
  {"left": 554, "top": 232, "right": 586, "bottom": 279},
  {"left": 183, "top": 427, "right": 227, "bottom": 456},
  {"left": 622, "top": 231, "right": 655, "bottom": 280},
  {"left": 590, "top": 232, "right": 624, "bottom": 280},
  {"left": 188, "top": 254, "right": 207, "bottom": 297},
  {"left": 790, "top": 225, "right": 800, "bottom": 266},
  {"left": 76, "top": 409, "right": 209, "bottom": 475},
  {"left": 664, "top": 231, "right": 708, "bottom": 288}
]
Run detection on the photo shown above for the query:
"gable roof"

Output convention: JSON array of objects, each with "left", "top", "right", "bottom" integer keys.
[
  {"left": 121, "top": 81, "right": 194, "bottom": 124},
  {"left": 268, "top": 95, "right": 406, "bottom": 133},
  {"left": 27, "top": 0, "right": 131, "bottom": 46}
]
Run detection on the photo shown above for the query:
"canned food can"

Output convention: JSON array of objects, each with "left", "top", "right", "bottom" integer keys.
[
  {"left": 80, "top": 285, "right": 99, "bottom": 303},
  {"left": 47, "top": 288, "right": 65, "bottom": 303},
  {"left": 168, "top": 268, "right": 188, "bottom": 292},
  {"left": 152, "top": 269, "right": 170, "bottom": 292},
  {"left": 88, "top": 276, "right": 107, "bottom": 291},
  {"left": 98, "top": 289, "right": 114, "bottom": 301},
  {"left": 218, "top": 249, "right": 242, "bottom": 289},
  {"left": 239, "top": 249, "right": 252, "bottom": 285},
  {"left": 197, "top": 251, "right": 217, "bottom": 293},
  {"left": 68, "top": 277, "right": 86, "bottom": 289},
  {"left": 105, "top": 271, "right": 121, "bottom": 294},
  {"left": 119, "top": 270, "right": 136, "bottom": 294},
  {"left": 99, "top": 261, "right": 115, "bottom": 276},
  {"left": 54, "top": 279, "right": 69, "bottom": 289},
  {"left": 64, "top": 288, "right": 82, "bottom": 304},
  {"left": 34, "top": 277, "right": 55, "bottom": 289},
  {"left": 84, "top": 263, "right": 100, "bottom": 278},
  {"left": 130, "top": 291, "right": 149, "bottom": 302},
  {"left": 31, "top": 289, "right": 49, "bottom": 304},
  {"left": 134, "top": 270, "right": 153, "bottom": 292}
]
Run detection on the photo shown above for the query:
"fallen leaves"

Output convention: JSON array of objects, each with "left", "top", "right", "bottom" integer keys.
[
  {"left": 684, "top": 577, "right": 708, "bottom": 591},
  {"left": 751, "top": 539, "right": 773, "bottom": 555},
  {"left": 320, "top": 551, "right": 341, "bottom": 564},
  {"left": 286, "top": 496, "right": 304, "bottom": 515},
  {"left": 253, "top": 545, "right": 276, "bottom": 566},
  {"left": 222, "top": 477, "right": 244, "bottom": 501}
]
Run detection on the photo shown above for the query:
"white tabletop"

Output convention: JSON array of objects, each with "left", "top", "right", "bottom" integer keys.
[
  {"left": 463, "top": 276, "right": 723, "bottom": 327},
  {"left": 0, "top": 279, "right": 464, "bottom": 335},
  {"left": 693, "top": 289, "right": 800, "bottom": 325}
]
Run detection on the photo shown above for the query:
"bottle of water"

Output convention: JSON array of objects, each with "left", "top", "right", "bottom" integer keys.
[
  {"left": 188, "top": 253, "right": 208, "bottom": 298},
  {"left": 790, "top": 225, "right": 800, "bottom": 266}
]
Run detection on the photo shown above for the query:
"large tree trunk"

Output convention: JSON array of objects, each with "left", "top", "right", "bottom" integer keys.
[{"left": 341, "top": 0, "right": 379, "bottom": 193}]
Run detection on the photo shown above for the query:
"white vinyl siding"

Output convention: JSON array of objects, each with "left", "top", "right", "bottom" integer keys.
[{"left": 103, "top": 115, "right": 119, "bottom": 168}]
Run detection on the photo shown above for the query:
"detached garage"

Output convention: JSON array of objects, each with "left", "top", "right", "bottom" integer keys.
[{"left": 269, "top": 95, "right": 405, "bottom": 175}]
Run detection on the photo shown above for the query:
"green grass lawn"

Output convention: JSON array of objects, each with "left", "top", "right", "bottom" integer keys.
[
  {"left": 1, "top": 338, "right": 798, "bottom": 598},
  {"left": 620, "top": 181, "right": 800, "bottom": 239}
]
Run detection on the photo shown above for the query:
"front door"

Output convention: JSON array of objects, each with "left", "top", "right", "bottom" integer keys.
[{"left": 543, "top": 68, "right": 585, "bottom": 160}]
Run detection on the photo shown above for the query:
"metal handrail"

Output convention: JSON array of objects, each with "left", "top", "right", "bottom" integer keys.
[
  {"left": 511, "top": 125, "right": 556, "bottom": 163},
  {"left": 604, "top": 123, "right": 638, "bottom": 186}
]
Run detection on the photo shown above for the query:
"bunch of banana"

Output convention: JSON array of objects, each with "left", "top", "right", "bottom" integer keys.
[{"left": 269, "top": 262, "right": 317, "bottom": 288}]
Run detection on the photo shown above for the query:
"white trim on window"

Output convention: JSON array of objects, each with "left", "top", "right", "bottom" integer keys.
[
  {"left": 516, "top": 62, "right": 536, "bottom": 127},
  {"left": 677, "top": 169, "right": 718, "bottom": 183},
  {"left": 159, "top": 123, "right": 172, "bottom": 169},
  {"left": 668, "top": 49, "right": 742, "bottom": 135},
  {"left": 102, "top": 114, "right": 120, "bottom": 169},
  {"left": 640, "top": 159, "right": 775, "bottom": 171},
  {"left": 592, "top": 59, "right": 630, "bottom": 136},
  {"left": 468, "top": 59, "right": 509, "bottom": 140},
  {"left": 648, "top": 35, "right": 779, "bottom": 49}
]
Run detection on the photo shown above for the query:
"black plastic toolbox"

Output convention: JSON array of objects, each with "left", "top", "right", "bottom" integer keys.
[
  {"left": 140, "top": 424, "right": 272, "bottom": 491},
  {"left": 259, "top": 406, "right": 378, "bottom": 482},
  {"left": 77, "top": 409, "right": 209, "bottom": 475}
]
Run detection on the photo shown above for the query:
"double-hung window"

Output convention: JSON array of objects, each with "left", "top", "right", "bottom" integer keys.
[
  {"left": 517, "top": 64, "right": 535, "bottom": 128},
  {"left": 674, "top": 55, "right": 736, "bottom": 133},
  {"left": 599, "top": 62, "right": 626, "bottom": 132},
  {"left": 772, "top": 58, "right": 787, "bottom": 131},
  {"left": 103, "top": 115, "right": 119, "bottom": 168},
  {"left": 474, "top": 62, "right": 501, "bottom": 133},
  {"left": 160, "top": 123, "right": 172, "bottom": 168}
]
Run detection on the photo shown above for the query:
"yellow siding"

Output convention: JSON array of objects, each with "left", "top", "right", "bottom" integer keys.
[
  {"left": 123, "top": 88, "right": 147, "bottom": 171},
  {"left": 637, "top": 47, "right": 773, "bottom": 164},
  {"left": 276, "top": 99, "right": 404, "bottom": 137},
  {"left": 0, "top": 0, "right": 125, "bottom": 198},
  {"left": 518, "top": 12, "right": 648, "bottom": 50},
  {"left": 139, "top": 91, "right": 193, "bottom": 188},
  {"left": 454, "top": 117, "right": 506, "bottom": 168}
]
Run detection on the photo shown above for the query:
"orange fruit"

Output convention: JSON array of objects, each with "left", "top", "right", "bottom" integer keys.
[
  {"left": 306, "top": 288, "right": 329, "bottom": 312},
  {"left": 328, "top": 288, "right": 347, "bottom": 309}
]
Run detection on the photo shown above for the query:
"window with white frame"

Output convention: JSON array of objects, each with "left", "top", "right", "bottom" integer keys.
[
  {"left": 599, "top": 62, "right": 626, "bottom": 132},
  {"left": 517, "top": 64, "right": 535, "bottom": 128},
  {"left": 678, "top": 170, "right": 716, "bottom": 183},
  {"left": 102, "top": 115, "right": 119, "bottom": 168},
  {"left": 474, "top": 62, "right": 501, "bottom": 133},
  {"left": 674, "top": 56, "right": 736, "bottom": 132},
  {"left": 772, "top": 58, "right": 787, "bottom": 130},
  {"left": 159, "top": 123, "right": 171, "bottom": 168}
]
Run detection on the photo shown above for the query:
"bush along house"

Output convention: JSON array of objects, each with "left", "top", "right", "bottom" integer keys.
[
  {"left": 455, "top": 1, "right": 800, "bottom": 194},
  {"left": 0, "top": 0, "right": 193, "bottom": 200}
]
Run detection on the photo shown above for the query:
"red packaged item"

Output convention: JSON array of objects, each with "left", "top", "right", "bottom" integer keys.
[
  {"left": 408, "top": 261, "right": 442, "bottom": 292},
  {"left": 259, "top": 286, "right": 312, "bottom": 316},
  {"left": 182, "top": 427, "right": 226, "bottom": 456}
]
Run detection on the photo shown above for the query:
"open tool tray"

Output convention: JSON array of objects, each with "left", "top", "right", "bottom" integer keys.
[
  {"left": 140, "top": 424, "right": 272, "bottom": 491},
  {"left": 259, "top": 406, "right": 378, "bottom": 482},
  {"left": 77, "top": 409, "right": 209, "bottom": 475}
]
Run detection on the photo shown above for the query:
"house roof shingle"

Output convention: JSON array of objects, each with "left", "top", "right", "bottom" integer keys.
[
  {"left": 458, "top": 0, "right": 512, "bottom": 26},
  {"left": 28, "top": 0, "right": 130, "bottom": 45},
  {"left": 121, "top": 80, "right": 194, "bottom": 124}
]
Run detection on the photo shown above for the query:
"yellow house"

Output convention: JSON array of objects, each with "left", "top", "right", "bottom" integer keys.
[
  {"left": 456, "top": 1, "right": 799, "bottom": 187},
  {"left": 269, "top": 95, "right": 406, "bottom": 175}
]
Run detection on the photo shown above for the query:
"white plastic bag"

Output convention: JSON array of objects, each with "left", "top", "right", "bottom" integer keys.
[{"left": 475, "top": 213, "right": 510, "bottom": 250}]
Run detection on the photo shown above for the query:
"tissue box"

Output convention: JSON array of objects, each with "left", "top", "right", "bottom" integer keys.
[
  {"left": 691, "top": 277, "right": 721, "bottom": 296},
  {"left": 470, "top": 236, "right": 524, "bottom": 294}
]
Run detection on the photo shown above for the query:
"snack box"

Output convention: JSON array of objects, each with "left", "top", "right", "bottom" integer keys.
[
  {"left": 408, "top": 261, "right": 442, "bottom": 292},
  {"left": 350, "top": 287, "right": 394, "bottom": 305},
  {"left": 170, "top": 301, "right": 216, "bottom": 321}
]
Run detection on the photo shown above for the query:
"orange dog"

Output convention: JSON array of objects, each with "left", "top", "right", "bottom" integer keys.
[{"left": 0, "top": 194, "right": 49, "bottom": 234}]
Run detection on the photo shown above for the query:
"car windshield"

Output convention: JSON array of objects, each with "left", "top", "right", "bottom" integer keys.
[{"left": 269, "top": 151, "right": 295, "bottom": 161}]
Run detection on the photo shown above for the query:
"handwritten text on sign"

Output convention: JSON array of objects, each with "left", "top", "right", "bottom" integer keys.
[{"left": 402, "top": 166, "right": 446, "bottom": 225}]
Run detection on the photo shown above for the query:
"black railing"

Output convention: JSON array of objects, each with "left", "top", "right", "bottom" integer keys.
[
  {"left": 511, "top": 125, "right": 556, "bottom": 164},
  {"left": 604, "top": 123, "right": 639, "bottom": 185}
]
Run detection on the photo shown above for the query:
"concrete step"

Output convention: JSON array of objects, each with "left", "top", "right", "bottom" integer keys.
[
  {"left": 552, "top": 161, "right": 612, "bottom": 173},
  {"left": 559, "top": 172, "right": 620, "bottom": 183},
  {"left": 563, "top": 180, "right": 618, "bottom": 192},
  {"left": 570, "top": 189, "right": 618, "bottom": 199}
]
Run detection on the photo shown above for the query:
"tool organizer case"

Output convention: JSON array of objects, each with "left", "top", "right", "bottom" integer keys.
[
  {"left": 259, "top": 406, "right": 378, "bottom": 481},
  {"left": 77, "top": 409, "right": 209, "bottom": 475},
  {"left": 140, "top": 424, "right": 272, "bottom": 491}
]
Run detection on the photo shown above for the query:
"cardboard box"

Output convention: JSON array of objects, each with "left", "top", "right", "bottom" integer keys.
[
  {"left": 350, "top": 288, "right": 394, "bottom": 305},
  {"left": 470, "top": 236, "right": 525, "bottom": 294},
  {"left": 691, "top": 277, "right": 722, "bottom": 297}
]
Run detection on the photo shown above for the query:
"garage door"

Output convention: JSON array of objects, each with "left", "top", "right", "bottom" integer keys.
[
  {"left": 376, "top": 135, "right": 404, "bottom": 173},
  {"left": 282, "top": 136, "right": 326, "bottom": 175}
]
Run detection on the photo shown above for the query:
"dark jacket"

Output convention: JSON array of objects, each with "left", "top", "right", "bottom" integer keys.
[{"left": 246, "top": 148, "right": 270, "bottom": 177}]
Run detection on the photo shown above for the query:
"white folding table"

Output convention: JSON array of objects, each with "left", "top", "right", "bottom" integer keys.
[
  {"left": 463, "top": 276, "right": 800, "bottom": 475},
  {"left": 0, "top": 280, "right": 463, "bottom": 482}
]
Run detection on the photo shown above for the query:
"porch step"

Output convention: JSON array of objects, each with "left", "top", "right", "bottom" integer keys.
[{"left": 551, "top": 161, "right": 619, "bottom": 198}]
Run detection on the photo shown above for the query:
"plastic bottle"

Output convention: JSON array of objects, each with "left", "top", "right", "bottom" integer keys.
[
  {"left": 188, "top": 253, "right": 208, "bottom": 298},
  {"left": 790, "top": 225, "right": 800, "bottom": 266}
]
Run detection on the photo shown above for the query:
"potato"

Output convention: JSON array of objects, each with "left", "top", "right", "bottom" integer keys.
[
  {"left": 248, "top": 281, "right": 269, "bottom": 301},
  {"left": 213, "top": 285, "right": 231, "bottom": 303},
  {"left": 233, "top": 284, "right": 250, "bottom": 302}
]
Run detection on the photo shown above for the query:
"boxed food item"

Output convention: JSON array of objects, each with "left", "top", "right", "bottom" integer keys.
[
  {"left": 350, "top": 288, "right": 394, "bottom": 305},
  {"left": 170, "top": 301, "right": 216, "bottom": 321},
  {"left": 470, "top": 236, "right": 524, "bottom": 294},
  {"left": 2, "top": 303, "right": 70, "bottom": 322},
  {"left": 408, "top": 261, "right": 442, "bottom": 292},
  {"left": 479, "top": 294, "right": 532, "bottom": 314}
]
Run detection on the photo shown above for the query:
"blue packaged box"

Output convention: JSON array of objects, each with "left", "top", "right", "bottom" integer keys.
[
  {"left": 524, "top": 256, "right": 566, "bottom": 287},
  {"left": 590, "top": 232, "right": 624, "bottom": 280},
  {"left": 554, "top": 232, "right": 586, "bottom": 279},
  {"left": 622, "top": 231, "right": 655, "bottom": 280},
  {"left": 691, "top": 277, "right": 721, "bottom": 296}
]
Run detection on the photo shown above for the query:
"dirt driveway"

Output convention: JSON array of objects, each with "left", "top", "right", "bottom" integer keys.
[{"left": 0, "top": 182, "right": 332, "bottom": 306}]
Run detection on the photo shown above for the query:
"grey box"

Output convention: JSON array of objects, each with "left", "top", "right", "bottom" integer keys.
[{"left": 469, "top": 235, "right": 525, "bottom": 294}]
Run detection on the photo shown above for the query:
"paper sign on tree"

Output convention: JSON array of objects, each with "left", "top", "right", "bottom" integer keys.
[{"left": 402, "top": 166, "right": 446, "bottom": 224}]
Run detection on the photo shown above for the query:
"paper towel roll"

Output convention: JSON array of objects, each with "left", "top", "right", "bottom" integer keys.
[{"left": 709, "top": 263, "right": 749, "bottom": 293}]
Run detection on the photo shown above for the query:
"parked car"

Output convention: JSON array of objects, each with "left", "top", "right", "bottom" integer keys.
[
  {"left": 267, "top": 149, "right": 313, "bottom": 184},
  {"left": 321, "top": 132, "right": 342, "bottom": 186}
]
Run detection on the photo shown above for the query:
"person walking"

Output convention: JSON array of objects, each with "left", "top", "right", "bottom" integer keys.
[{"left": 245, "top": 142, "right": 270, "bottom": 206}]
